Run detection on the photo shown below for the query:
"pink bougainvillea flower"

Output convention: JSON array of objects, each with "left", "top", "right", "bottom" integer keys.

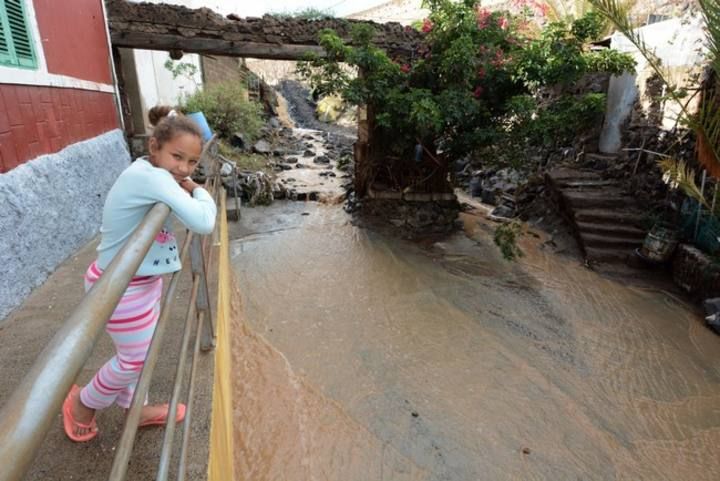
[
  {"left": 490, "top": 49, "right": 506, "bottom": 67},
  {"left": 421, "top": 18, "right": 433, "bottom": 33},
  {"left": 477, "top": 67, "right": 486, "bottom": 79},
  {"left": 473, "top": 85, "right": 484, "bottom": 98},
  {"left": 476, "top": 8, "right": 491, "bottom": 29},
  {"left": 400, "top": 63, "right": 411, "bottom": 73},
  {"left": 498, "top": 16, "right": 509, "bottom": 30}
]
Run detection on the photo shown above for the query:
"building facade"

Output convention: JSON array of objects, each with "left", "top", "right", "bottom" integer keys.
[{"left": 0, "top": 0, "right": 129, "bottom": 320}]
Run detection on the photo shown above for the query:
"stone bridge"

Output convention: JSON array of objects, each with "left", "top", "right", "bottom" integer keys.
[{"left": 106, "top": 0, "right": 423, "bottom": 61}]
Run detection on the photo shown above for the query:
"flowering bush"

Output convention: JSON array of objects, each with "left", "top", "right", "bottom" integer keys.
[{"left": 298, "top": 0, "right": 635, "bottom": 187}]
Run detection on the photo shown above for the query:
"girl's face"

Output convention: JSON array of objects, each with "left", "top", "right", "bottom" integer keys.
[{"left": 149, "top": 133, "right": 202, "bottom": 183}]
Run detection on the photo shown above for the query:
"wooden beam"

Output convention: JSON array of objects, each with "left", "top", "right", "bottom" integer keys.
[{"left": 110, "top": 31, "right": 326, "bottom": 60}]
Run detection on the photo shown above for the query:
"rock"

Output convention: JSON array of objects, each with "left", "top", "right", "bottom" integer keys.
[
  {"left": 303, "top": 149, "right": 315, "bottom": 157},
  {"left": 489, "top": 204, "right": 515, "bottom": 220},
  {"left": 269, "top": 116, "right": 280, "bottom": 129},
  {"left": 219, "top": 162, "right": 233, "bottom": 176},
  {"left": 481, "top": 188, "right": 496, "bottom": 205},
  {"left": 272, "top": 148, "right": 286, "bottom": 157},
  {"left": 253, "top": 139, "right": 272, "bottom": 155},
  {"left": 469, "top": 177, "right": 483, "bottom": 197},
  {"left": 272, "top": 182, "right": 287, "bottom": 199},
  {"left": 314, "top": 155, "right": 331, "bottom": 164},
  {"left": 231, "top": 132, "right": 247, "bottom": 150},
  {"left": 284, "top": 157, "right": 298, "bottom": 164},
  {"left": 295, "top": 163, "right": 307, "bottom": 169}
]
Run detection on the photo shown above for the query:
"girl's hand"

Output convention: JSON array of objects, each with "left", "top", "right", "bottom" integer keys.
[{"left": 179, "top": 177, "right": 200, "bottom": 194}]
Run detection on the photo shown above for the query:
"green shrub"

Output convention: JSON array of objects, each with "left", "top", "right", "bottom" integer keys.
[
  {"left": 494, "top": 221, "right": 524, "bottom": 261},
  {"left": 183, "top": 82, "right": 264, "bottom": 140}
]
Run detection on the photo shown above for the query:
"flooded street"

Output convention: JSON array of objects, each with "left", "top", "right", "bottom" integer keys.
[{"left": 227, "top": 201, "right": 720, "bottom": 481}]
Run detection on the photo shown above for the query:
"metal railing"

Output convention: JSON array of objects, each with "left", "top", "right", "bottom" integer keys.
[{"left": 0, "top": 136, "right": 223, "bottom": 481}]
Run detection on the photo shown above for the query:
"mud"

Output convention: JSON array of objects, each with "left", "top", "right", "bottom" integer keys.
[{"left": 227, "top": 201, "right": 720, "bottom": 481}]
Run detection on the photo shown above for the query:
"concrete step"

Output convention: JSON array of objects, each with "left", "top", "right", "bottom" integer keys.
[
  {"left": 562, "top": 190, "right": 633, "bottom": 209},
  {"left": 576, "top": 221, "right": 646, "bottom": 237},
  {"left": 580, "top": 232, "right": 644, "bottom": 248},
  {"left": 574, "top": 208, "right": 645, "bottom": 225},
  {"left": 584, "top": 246, "right": 634, "bottom": 262}
]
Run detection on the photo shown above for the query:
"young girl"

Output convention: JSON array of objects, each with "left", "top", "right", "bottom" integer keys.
[{"left": 62, "top": 106, "right": 217, "bottom": 442}]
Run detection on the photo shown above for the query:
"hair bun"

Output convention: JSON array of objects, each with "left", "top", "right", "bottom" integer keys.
[{"left": 148, "top": 105, "right": 176, "bottom": 126}]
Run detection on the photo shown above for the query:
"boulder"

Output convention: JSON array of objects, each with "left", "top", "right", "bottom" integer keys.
[{"left": 253, "top": 139, "right": 272, "bottom": 155}]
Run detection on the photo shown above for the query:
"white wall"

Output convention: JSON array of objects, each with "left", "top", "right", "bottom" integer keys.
[
  {"left": 599, "top": 15, "right": 707, "bottom": 153},
  {"left": 133, "top": 49, "right": 203, "bottom": 132}
]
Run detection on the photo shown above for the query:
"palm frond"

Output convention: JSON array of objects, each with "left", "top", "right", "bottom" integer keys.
[{"left": 659, "top": 157, "right": 710, "bottom": 208}]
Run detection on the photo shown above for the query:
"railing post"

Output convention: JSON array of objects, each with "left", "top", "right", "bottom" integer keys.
[{"left": 191, "top": 235, "right": 214, "bottom": 351}]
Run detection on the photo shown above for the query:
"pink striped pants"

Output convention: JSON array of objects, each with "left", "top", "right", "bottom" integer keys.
[{"left": 79, "top": 261, "right": 163, "bottom": 410}]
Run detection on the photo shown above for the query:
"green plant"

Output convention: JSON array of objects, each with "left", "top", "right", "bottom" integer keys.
[
  {"left": 164, "top": 59, "right": 200, "bottom": 86},
  {"left": 494, "top": 220, "right": 524, "bottom": 260},
  {"left": 183, "top": 82, "right": 264, "bottom": 140},
  {"left": 218, "top": 141, "right": 272, "bottom": 174},
  {"left": 514, "top": 13, "right": 635, "bottom": 88},
  {"left": 272, "top": 7, "right": 334, "bottom": 19},
  {"left": 545, "top": 0, "right": 640, "bottom": 37}
]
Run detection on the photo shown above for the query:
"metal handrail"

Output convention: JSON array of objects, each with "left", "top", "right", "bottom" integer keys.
[
  {"left": 0, "top": 136, "right": 223, "bottom": 481},
  {"left": 0, "top": 202, "right": 170, "bottom": 481}
]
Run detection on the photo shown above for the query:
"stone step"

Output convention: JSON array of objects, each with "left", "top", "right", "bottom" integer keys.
[
  {"left": 556, "top": 179, "right": 618, "bottom": 189},
  {"left": 547, "top": 168, "right": 602, "bottom": 182},
  {"left": 574, "top": 208, "right": 645, "bottom": 225},
  {"left": 584, "top": 246, "right": 634, "bottom": 262},
  {"left": 584, "top": 153, "right": 619, "bottom": 162},
  {"left": 562, "top": 190, "right": 633, "bottom": 209},
  {"left": 576, "top": 221, "right": 646, "bottom": 237},
  {"left": 580, "top": 232, "right": 644, "bottom": 248}
]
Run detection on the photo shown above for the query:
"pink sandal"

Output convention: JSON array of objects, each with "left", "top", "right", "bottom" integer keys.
[
  {"left": 138, "top": 403, "right": 186, "bottom": 428},
  {"left": 62, "top": 385, "right": 98, "bottom": 442}
]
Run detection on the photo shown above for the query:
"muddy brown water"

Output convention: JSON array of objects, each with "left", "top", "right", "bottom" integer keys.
[{"left": 227, "top": 201, "right": 720, "bottom": 481}]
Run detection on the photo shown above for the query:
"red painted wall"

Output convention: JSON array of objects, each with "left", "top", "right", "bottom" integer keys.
[
  {"left": 33, "top": 0, "right": 112, "bottom": 85},
  {"left": 0, "top": 84, "right": 118, "bottom": 173}
]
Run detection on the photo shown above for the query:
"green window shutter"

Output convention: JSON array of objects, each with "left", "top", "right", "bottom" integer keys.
[
  {"left": 0, "top": 0, "right": 36, "bottom": 69},
  {"left": 0, "top": 10, "right": 11, "bottom": 65}
]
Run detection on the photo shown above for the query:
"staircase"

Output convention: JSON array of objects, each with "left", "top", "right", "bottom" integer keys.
[{"left": 547, "top": 164, "right": 647, "bottom": 263}]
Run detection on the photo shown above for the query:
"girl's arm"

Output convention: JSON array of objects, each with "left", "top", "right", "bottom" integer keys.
[{"left": 152, "top": 173, "right": 217, "bottom": 234}]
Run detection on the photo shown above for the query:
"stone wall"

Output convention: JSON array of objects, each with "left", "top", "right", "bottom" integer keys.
[
  {"left": 201, "top": 55, "right": 244, "bottom": 87},
  {"left": 0, "top": 130, "right": 130, "bottom": 320},
  {"left": 106, "top": 0, "right": 422, "bottom": 59},
  {"left": 672, "top": 244, "right": 720, "bottom": 300}
]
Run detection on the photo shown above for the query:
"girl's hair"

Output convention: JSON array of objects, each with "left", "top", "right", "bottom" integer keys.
[{"left": 148, "top": 105, "right": 203, "bottom": 149}]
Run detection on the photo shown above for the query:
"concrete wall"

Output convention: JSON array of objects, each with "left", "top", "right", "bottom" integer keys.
[
  {"left": 132, "top": 49, "right": 203, "bottom": 133},
  {"left": 0, "top": 129, "right": 130, "bottom": 321},
  {"left": 599, "top": 16, "right": 706, "bottom": 153}
]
